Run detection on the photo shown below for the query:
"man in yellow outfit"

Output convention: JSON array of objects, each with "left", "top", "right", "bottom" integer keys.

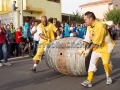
[
  {"left": 31, "top": 16, "right": 60, "bottom": 72},
  {"left": 77, "top": 11, "right": 115, "bottom": 87}
]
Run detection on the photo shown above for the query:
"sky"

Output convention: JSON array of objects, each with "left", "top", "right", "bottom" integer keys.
[{"left": 61, "top": 0, "right": 99, "bottom": 14}]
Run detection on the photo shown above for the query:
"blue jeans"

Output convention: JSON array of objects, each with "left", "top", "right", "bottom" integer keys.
[
  {"left": 0, "top": 42, "right": 8, "bottom": 63},
  {"left": 33, "top": 41, "right": 39, "bottom": 56}
]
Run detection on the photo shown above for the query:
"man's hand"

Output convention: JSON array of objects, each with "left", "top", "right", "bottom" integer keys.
[
  {"left": 83, "top": 49, "right": 90, "bottom": 57},
  {"left": 56, "top": 36, "right": 60, "bottom": 40},
  {"left": 77, "top": 47, "right": 86, "bottom": 56},
  {"left": 47, "top": 38, "right": 51, "bottom": 42},
  {"left": 8, "top": 41, "right": 11, "bottom": 45},
  {"left": 0, "top": 30, "right": 2, "bottom": 33}
]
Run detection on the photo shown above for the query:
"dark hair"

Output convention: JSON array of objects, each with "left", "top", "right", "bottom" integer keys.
[
  {"left": 25, "top": 18, "right": 30, "bottom": 23},
  {"left": 41, "top": 16, "right": 47, "bottom": 20},
  {"left": 34, "top": 20, "right": 38, "bottom": 23},
  {"left": 14, "top": 1, "right": 16, "bottom": 3},
  {"left": 84, "top": 11, "right": 96, "bottom": 20},
  {"left": 48, "top": 17, "right": 53, "bottom": 23}
]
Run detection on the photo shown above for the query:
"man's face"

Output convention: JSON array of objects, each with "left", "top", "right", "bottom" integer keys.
[
  {"left": 80, "top": 24, "right": 83, "bottom": 27},
  {"left": 32, "top": 22, "right": 35, "bottom": 26},
  {"left": 7, "top": 26, "right": 10, "bottom": 30},
  {"left": 10, "top": 24, "right": 13, "bottom": 28},
  {"left": 84, "top": 15, "right": 92, "bottom": 26},
  {"left": 41, "top": 17, "right": 47, "bottom": 26},
  {"left": 14, "top": 1, "right": 16, "bottom": 4},
  {"left": 35, "top": 22, "right": 38, "bottom": 26}
]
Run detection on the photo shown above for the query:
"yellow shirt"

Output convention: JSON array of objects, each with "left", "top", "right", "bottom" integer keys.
[
  {"left": 37, "top": 22, "right": 58, "bottom": 44},
  {"left": 87, "top": 20, "right": 115, "bottom": 53}
]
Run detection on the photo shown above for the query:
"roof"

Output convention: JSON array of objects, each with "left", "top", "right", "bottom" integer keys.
[
  {"left": 62, "top": 13, "right": 71, "bottom": 16},
  {"left": 80, "top": 0, "right": 111, "bottom": 7}
]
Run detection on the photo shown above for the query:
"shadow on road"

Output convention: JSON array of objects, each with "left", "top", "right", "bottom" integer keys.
[{"left": 0, "top": 71, "right": 64, "bottom": 90}]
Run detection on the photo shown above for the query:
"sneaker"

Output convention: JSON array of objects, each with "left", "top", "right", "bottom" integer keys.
[
  {"left": 81, "top": 80, "right": 92, "bottom": 88},
  {"left": 0, "top": 63, "right": 3, "bottom": 67},
  {"left": 30, "top": 68, "right": 36, "bottom": 73},
  {"left": 106, "top": 77, "right": 112, "bottom": 85},
  {"left": 4, "top": 62, "right": 11, "bottom": 66}
]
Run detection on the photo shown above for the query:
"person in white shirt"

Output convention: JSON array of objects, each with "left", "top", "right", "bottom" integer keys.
[{"left": 31, "top": 21, "right": 40, "bottom": 56}]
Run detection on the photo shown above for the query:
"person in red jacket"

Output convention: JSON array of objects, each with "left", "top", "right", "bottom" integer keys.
[
  {"left": 0, "top": 21, "right": 11, "bottom": 66},
  {"left": 15, "top": 26, "right": 23, "bottom": 56}
]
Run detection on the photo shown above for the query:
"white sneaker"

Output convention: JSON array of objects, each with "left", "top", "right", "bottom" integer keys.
[
  {"left": 81, "top": 80, "right": 92, "bottom": 87},
  {"left": 0, "top": 63, "right": 3, "bottom": 67},
  {"left": 106, "top": 77, "right": 112, "bottom": 85},
  {"left": 4, "top": 62, "right": 11, "bottom": 66}
]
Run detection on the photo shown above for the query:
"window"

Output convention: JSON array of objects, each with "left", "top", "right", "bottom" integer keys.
[{"left": 47, "top": 0, "right": 60, "bottom": 3}]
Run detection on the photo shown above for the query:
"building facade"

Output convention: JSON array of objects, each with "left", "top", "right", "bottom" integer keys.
[
  {"left": 0, "top": 0, "right": 61, "bottom": 28},
  {"left": 79, "top": 0, "right": 120, "bottom": 21}
]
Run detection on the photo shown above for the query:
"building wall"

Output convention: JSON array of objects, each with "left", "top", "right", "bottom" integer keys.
[
  {"left": 0, "top": 12, "right": 20, "bottom": 28},
  {"left": 0, "top": 0, "right": 11, "bottom": 12},
  {"left": 23, "top": 11, "right": 42, "bottom": 20},
  {"left": 0, "top": 0, "right": 61, "bottom": 21},
  {"left": 80, "top": 3, "right": 113, "bottom": 21},
  {"left": 112, "top": 0, "right": 120, "bottom": 9},
  {"left": 25, "top": 0, "right": 61, "bottom": 21}
]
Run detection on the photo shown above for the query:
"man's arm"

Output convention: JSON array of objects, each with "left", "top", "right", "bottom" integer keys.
[
  {"left": 82, "top": 29, "right": 91, "bottom": 48},
  {"left": 31, "top": 26, "right": 37, "bottom": 35},
  {"left": 39, "top": 34, "right": 49, "bottom": 40},
  {"left": 6, "top": 32, "right": 10, "bottom": 44},
  {"left": 37, "top": 26, "right": 50, "bottom": 40},
  {"left": 56, "top": 30, "right": 60, "bottom": 37},
  {"left": 88, "top": 43, "right": 95, "bottom": 51},
  {"left": 83, "top": 41, "right": 88, "bottom": 48},
  {"left": 25, "top": 25, "right": 29, "bottom": 39}
]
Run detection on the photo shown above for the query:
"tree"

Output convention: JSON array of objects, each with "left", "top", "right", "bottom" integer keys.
[
  {"left": 70, "top": 10, "right": 84, "bottom": 23},
  {"left": 104, "top": 9, "right": 120, "bottom": 24}
]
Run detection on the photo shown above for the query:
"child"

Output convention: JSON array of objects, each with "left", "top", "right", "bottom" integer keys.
[{"left": 15, "top": 26, "right": 23, "bottom": 56}]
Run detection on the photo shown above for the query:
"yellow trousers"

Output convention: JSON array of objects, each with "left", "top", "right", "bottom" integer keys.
[
  {"left": 87, "top": 52, "right": 112, "bottom": 82},
  {"left": 33, "top": 42, "right": 49, "bottom": 61}
]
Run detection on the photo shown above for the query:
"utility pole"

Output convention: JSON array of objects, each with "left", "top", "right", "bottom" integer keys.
[{"left": 20, "top": 0, "right": 23, "bottom": 26}]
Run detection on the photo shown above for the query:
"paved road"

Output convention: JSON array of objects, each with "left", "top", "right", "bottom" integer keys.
[{"left": 0, "top": 40, "right": 120, "bottom": 90}]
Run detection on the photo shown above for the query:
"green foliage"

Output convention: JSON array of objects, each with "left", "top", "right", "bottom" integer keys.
[
  {"left": 104, "top": 9, "right": 120, "bottom": 24},
  {"left": 70, "top": 10, "right": 84, "bottom": 23}
]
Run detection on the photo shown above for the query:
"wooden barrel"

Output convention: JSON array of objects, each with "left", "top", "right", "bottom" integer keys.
[{"left": 45, "top": 37, "right": 92, "bottom": 76}]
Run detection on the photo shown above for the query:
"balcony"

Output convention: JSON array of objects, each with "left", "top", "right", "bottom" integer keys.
[{"left": 47, "top": 0, "right": 60, "bottom": 3}]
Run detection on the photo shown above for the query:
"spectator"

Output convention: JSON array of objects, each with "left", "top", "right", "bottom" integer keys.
[
  {"left": 77, "top": 24, "right": 86, "bottom": 38},
  {"left": 6, "top": 25, "right": 14, "bottom": 57},
  {"left": 15, "top": 26, "right": 23, "bottom": 56},
  {"left": 64, "top": 22, "right": 70, "bottom": 37},
  {"left": 31, "top": 21, "right": 40, "bottom": 56},
  {"left": 10, "top": 23, "right": 16, "bottom": 56},
  {"left": 0, "top": 23, "right": 11, "bottom": 66},
  {"left": 23, "top": 18, "right": 31, "bottom": 56},
  {"left": 12, "top": 1, "right": 18, "bottom": 12},
  {"left": 59, "top": 22, "right": 64, "bottom": 38},
  {"left": 69, "top": 23, "right": 74, "bottom": 37},
  {"left": 111, "top": 25, "right": 116, "bottom": 40}
]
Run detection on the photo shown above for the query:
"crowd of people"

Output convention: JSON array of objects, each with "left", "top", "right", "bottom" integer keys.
[
  {"left": 0, "top": 19, "right": 88, "bottom": 58},
  {"left": 107, "top": 24, "right": 120, "bottom": 40},
  {"left": 0, "top": 17, "right": 120, "bottom": 67}
]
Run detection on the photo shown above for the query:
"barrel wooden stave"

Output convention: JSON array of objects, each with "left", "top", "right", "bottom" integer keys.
[{"left": 45, "top": 37, "right": 91, "bottom": 76}]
